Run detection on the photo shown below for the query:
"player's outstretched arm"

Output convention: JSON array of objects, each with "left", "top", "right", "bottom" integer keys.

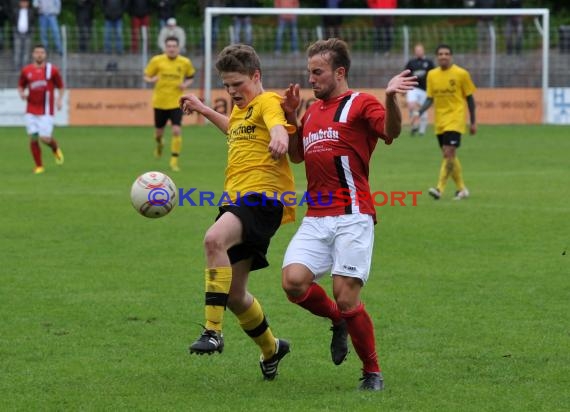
[
  {"left": 180, "top": 94, "right": 229, "bottom": 133},
  {"left": 384, "top": 70, "right": 417, "bottom": 141},
  {"left": 268, "top": 125, "right": 289, "bottom": 160},
  {"left": 466, "top": 95, "right": 477, "bottom": 135},
  {"left": 281, "top": 83, "right": 303, "bottom": 163}
]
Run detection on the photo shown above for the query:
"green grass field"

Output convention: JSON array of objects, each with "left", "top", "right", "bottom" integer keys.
[{"left": 0, "top": 124, "right": 568, "bottom": 411}]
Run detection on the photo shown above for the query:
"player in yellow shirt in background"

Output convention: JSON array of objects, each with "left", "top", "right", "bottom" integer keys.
[
  {"left": 412, "top": 44, "right": 477, "bottom": 200},
  {"left": 180, "top": 44, "right": 294, "bottom": 380},
  {"left": 144, "top": 36, "right": 195, "bottom": 172}
]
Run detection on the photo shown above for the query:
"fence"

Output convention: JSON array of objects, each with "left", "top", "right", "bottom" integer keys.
[{"left": 1, "top": 15, "right": 569, "bottom": 91}]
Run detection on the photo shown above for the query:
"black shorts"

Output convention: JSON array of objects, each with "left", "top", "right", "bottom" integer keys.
[
  {"left": 154, "top": 108, "right": 183, "bottom": 129},
  {"left": 216, "top": 194, "right": 284, "bottom": 271},
  {"left": 437, "top": 131, "right": 462, "bottom": 148}
]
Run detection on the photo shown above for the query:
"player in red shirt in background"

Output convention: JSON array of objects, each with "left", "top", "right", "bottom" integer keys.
[
  {"left": 18, "top": 44, "right": 65, "bottom": 174},
  {"left": 281, "top": 38, "right": 416, "bottom": 391}
]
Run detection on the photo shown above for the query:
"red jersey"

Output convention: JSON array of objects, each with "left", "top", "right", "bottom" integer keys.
[
  {"left": 18, "top": 62, "right": 63, "bottom": 115},
  {"left": 298, "top": 91, "right": 390, "bottom": 221}
]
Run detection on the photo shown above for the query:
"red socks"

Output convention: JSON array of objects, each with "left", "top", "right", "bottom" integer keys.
[
  {"left": 287, "top": 283, "right": 342, "bottom": 324},
  {"left": 342, "top": 303, "right": 380, "bottom": 373},
  {"left": 42, "top": 138, "right": 58, "bottom": 153},
  {"left": 30, "top": 140, "right": 42, "bottom": 167},
  {"left": 288, "top": 284, "right": 380, "bottom": 373}
]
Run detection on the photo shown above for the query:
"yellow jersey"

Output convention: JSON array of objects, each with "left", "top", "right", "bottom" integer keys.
[
  {"left": 426, "top": 64, "right": 476, "bottom": 135},
  {"left": 225, "top": 92, "right": 296, "bottom": 224},
  {"left": 144, "top": 54, "right": 196, "bottom": 110}
]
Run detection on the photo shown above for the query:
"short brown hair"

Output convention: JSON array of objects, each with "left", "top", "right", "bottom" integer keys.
[
  {"left": 307, "top": 38, "right": 351, "bottom": 76},
  {"left": 215, "top": 44, "right": 262, "bottom": 77}
]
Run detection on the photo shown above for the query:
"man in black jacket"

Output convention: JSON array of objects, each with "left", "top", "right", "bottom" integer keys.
[
  {"left": 156, "top": 0, "right": 176, "bottom": 29},
  {"left": 127, "top": 0, "right": 151, "bottom": 53},
  {"left": 12, "top": 0, "right": 35, "bottom": 70},
  {"left": 76, "top": 0, "right": 95, "bottom": 52},
  {"left": 103, "top": 0, "right": 125, "bottom": 54}
]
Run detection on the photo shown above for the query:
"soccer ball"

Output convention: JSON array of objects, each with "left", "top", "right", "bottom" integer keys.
[{"left": 130, "top": 171, "right": 177, "bottom": 218}]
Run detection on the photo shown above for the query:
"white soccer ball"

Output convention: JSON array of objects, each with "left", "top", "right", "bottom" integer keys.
[{"left": 130, "top": 171, "right": 177, "bottom": 218}]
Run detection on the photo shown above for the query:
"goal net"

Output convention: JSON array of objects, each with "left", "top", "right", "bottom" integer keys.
[{"left": 201, "top": 7, "right": 550, "bottom": 123}]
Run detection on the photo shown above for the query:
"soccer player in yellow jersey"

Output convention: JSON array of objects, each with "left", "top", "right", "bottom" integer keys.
[
  {"left": 144, "top": 36, "right": 195, "bottom": 172},
  {"left": 412, "top": 44, "right": 477, "bottom": 200},
  {"left": 180, "top": 44, "right": 294, "bottom": 380}
]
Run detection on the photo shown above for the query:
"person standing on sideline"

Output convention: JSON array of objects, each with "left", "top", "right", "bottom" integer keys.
[
  {"left": 127, "top": 0, "right": 151, "bottom": 53},
  {"left": 230, "top": 0, "right": 256, "bottom": 45},
  {"left": 474, "top": 0, "right": 496, "bottom": 53},
  {"left": 157, "top": 17, "right": 186, "bottom": 53},
  {"left": 0, "top": 0, "right": 10, "bottom": 53},
  {"left": 322, "top": 0, "right": 342, "bottom": 39},
  {"left": 199, "top": 0, "right": 225, "bottom": 52},
  {"left": 412, "top": 44, "right": 476, "bottom": 201},
  {"left": 144, "top": 36, "right": 195, "bottom": 172},
  {"left": 12, "top": 0, "right": 36, "bottom": 71},
  {"left": 505, "top": 0, "right": 523, "bottom": 55},
  {"left": 102, "top": 0, "right": 125, "bottom": 55},
  {"left": 76, "top": 0, "right": 95, "bottom": 53},
  {"left": 36, "top": 0, "right": 63, "bottom": 55},
  {"left": 156, "top": 0, "right": 176, "bottom": 29},
  {"left": 180, "top": 44, "right": 295, "bottom": 381},
  {"left": 18, "top": 44, "right": 65, "bottom": 174},
  {"left": 367, "top": 0, "right": 397, "bottom": 55},
  {"left": 404, "top": 43, "right": 434, "bottom": 136},
  {"left": 280, "top": 38, "right": 417, "bottom": 391},
  {"left": 274, "top": 0, "right": 299, "bottom": 55}
]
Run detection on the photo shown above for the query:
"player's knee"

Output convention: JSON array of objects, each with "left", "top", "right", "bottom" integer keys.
[
  {"left": 282, "top": 265, "right": 311, "bottom": 297},
  {"left": 203, "top": 231, "right": 227, "bottom": 258}
]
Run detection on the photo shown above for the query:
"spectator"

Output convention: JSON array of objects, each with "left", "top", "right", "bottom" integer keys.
[
  {"left": 36, "top": 0, "right": 62, "bottom": 55},
  {"left": 230, "top": 0, "right": 257, "bottom": 45},
  {"left": 127, "top": 0, "right": 151, "bottom": 53},
  {"left": 505, "top": 0, "right": 523, "bottom": 55},
  {"left": 156, "top": 0, "right": 175, "bottom": 29},
  {"left": 274, "top": 0, "right": 299, "bottom": 55},
  {"left": 76, "top": 0, "right": 95, "bottom": 53},
  {"left": 157, "top": 17, "right": 185, "bottom": 53},
  {"left": 102, "top": 0, "right": 125, "bottom": 55},
  {"left": 0, "top": 0, "right": 9, "bottom": 52},
  {"left": 474, "top": 0, "right": 495, "bottom": 53},
  {"left": 200, "top": 0, "right": 225, "bottom": 51},
  {"left": 367, "top": 0, "right": 397, "bottom": 56},
  {"left": 322, "top": 0, "right": 342, "bottom": 39},
  {"left": 12, "top": 0, "right": 35, "bottom": 70}
]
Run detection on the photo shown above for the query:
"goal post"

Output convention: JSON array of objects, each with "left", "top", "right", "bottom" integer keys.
[{"left": 203, "top": 7, "right": 550, "bottom": 123}]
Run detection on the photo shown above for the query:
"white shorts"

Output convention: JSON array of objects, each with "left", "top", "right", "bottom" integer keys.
[
  {"left": 406, "top": 87, "right": 427, "bottom": 105},
  {"left": 25, "top": 114, "right": 55, "bottom": 138},
  {"left": 282, "top": 214, "right": 375, "bottom": 284}
]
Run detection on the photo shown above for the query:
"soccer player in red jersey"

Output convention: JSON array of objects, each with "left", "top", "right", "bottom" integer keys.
[
  {"left": 281, "top": 38, "right": 417, "bottom": 391},
  {"left": 18, "top": 44, "right": 65, "bottom": 174}
]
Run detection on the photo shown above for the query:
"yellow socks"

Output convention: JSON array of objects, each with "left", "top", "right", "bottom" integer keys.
[
  {"left": 169, "top": 135, "right": 182, "bottom": 171},
  {"left": 451, "top": 157, "right": 465, "bottom": 191},
  {"left": 236, "top": 298, "right": 277, "bottom": 360},
  {"left": 171, "top": 135, "right": 182, "bottom": 157},
  {"left": 204, "top": 267, "right": 232, "bottom": 332},
  {"left": 437, "top": 158, "right": 454, "bottom": 193}
]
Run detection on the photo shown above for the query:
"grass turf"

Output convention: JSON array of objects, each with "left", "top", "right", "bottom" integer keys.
[{"left": 0, "top": 124, "right": 568, "bottom": 411}]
